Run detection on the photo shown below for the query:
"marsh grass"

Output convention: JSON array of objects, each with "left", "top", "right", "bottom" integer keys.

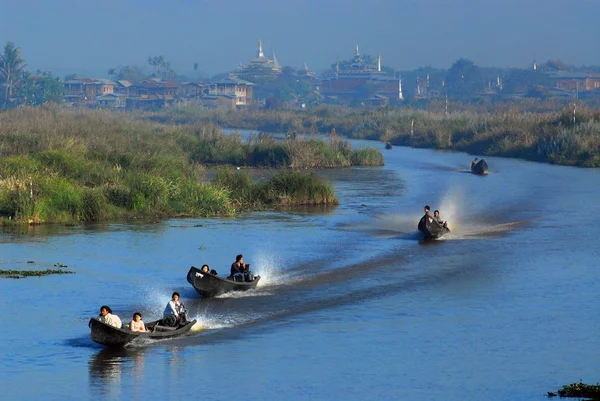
[
  {"left": 0, "top": 107, "right": 340, "bottom": 223},
  {"left": 158, "top": 104, "right": 600, "bottom": 167}
]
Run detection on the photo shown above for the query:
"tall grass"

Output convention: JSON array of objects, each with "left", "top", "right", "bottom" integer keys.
[
  {"left": 157, "top": 103, "right": 600, "bottom": 167},
  {"left": 0, "top": 106, "right": 341, "bottom": 223}
]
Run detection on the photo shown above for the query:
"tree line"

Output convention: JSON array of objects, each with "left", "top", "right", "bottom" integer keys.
[{"left": 0, "top": 42, "right": 65, "bottom": 108}]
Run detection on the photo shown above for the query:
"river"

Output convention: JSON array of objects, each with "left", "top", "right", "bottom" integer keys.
[{"left": 1, "top": 137, "right": 599, "bottom": 401}]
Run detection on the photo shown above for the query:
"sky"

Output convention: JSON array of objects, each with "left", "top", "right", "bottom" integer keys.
[{"left": 1, "top": 0, "right": 599, "bottom": 78}]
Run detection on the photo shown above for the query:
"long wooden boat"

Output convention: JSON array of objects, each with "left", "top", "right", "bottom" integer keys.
[
  {"left": 418, "top": 215, "right": 450, "bottom": 239},
  {"left": 471, "top": 159, "right": 488, "bottom": 175},
  {"left": 89, "top": 317, "right": 197, "bottom": 348},
  {"left": 187, "top": 266, "right": 261, "bottom": 298}
]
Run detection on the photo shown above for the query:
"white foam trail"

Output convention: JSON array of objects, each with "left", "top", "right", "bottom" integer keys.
[
  {"left": 216, "top": 289, "right": 274, "bottom": 299},
  {"left": 250, "top": 252, "right": 301, "bottom": 287},
  {"left": 189, "top": 311, "right": 261, "bottom": 330},
  {"left": 438, "top": 185, "right": 465, "bottom": 233}
]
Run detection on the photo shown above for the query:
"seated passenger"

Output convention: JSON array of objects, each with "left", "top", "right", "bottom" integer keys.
[
  {"left": 433, "top": 210, "right": 448, "bottom": 228},
  {"left": 471, "top": 158, "right": 479, "bottom": 168},
  {"left": 201, "top": 264, "right": 210, "bottom": 273},
  {"left": 230, "top": 254, "right": 247, "bottom": 280},
  {"left": 130, "top": 312, "right": 146, "bottom": 332},
  {"left": 98, "top": 305, "right": 122, "bottom": 329}
]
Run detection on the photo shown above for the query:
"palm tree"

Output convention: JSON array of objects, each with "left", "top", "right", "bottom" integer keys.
[
  {"left": 0, "top": 41, "right": 28, "bottom": 108},
  {"left": 108, "top": 68, "right": 116, "bottom": 80}
]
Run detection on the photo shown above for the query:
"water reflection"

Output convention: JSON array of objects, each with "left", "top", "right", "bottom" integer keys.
[{"left": 88, "top": 348, "right": 129, "bottom": 398}]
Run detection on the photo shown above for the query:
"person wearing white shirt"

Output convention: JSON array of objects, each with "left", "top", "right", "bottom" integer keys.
[{"left": 98, "top": 305, "right": 122, "bottom": 329}]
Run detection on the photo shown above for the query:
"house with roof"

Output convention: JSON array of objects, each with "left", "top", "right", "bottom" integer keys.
[
  {"left": 126, "top": 79, "right": 180, "bottom": 109},
  {"left": 93, "top": 79, "right": 116, "bottom": 96},
  {"left": 548, "top": 71, "right": 600, "bottom": 93},
  {"left": 207, "top": 76, "right": 254, "bottom": 108},
  {"left": 97, "top": 93, "right": 126, "bottom": 108},
  {"left": 63, "top": 78, "right": 97, "bottom": 107},
  {"left": 114, "top": 80, "right": 132, "bottom": 96}
]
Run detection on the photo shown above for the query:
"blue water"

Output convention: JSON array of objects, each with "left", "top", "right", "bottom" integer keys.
[{"left": 1, "top": 139, "right": 600, "bottom": 401}]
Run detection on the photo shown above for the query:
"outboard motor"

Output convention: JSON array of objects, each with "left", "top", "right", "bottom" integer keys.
[
  {"left": 163, "top": 304, "right": 189, "bottom": 327},
  {"left": 162, "top": 314, "right": 178, "bottom": 327}
]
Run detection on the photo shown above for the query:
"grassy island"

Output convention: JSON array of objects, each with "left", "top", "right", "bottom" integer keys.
[
  {"left": 154, "top": 104, "right": 600, "bottom": 167},
  {"left": 0, "top": 106, "right": 383, "bottom": 224},
  {"left": 548, "top": 381, "right": 600, "bottom": 399},
  {"left": 0, "top": 269, "right": 75, "bottom": 279}
]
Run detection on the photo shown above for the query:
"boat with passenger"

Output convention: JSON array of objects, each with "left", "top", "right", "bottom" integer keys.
[
  {"left": 418, "top": 214, "right": 450, "bottom": 239},
  {"left": 471, "top": 158, "right": 488, "bottom": 175},
  {"left": 89, "top": 315, "right": 197, "bottom": 348},
  {"left": 187, "top": 265, "right": 261, "bottom": 298}
]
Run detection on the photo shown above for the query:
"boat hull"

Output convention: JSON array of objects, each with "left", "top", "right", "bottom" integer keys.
[
  {"left": 187, "top": 266, "right": 260, "bottom": 298},
  {"left": 471, "top": 159, "right": 488, "bottom": 175},
  {"left": 89, "top": 318, "right": 197, "bottom": 348},
  {"left": 418, "top": 215, "right": 450, "bottom": 239}
]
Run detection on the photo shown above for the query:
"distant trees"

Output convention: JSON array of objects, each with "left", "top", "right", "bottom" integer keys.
[
  {"left": 115, "top": 66, "right": 145, "bottom": 82},
  {"left": 0, "top": 41, "right": 64, "bottom": 108},
  {"left": 18, "top": 72, "right": 65, "bottom": 106},
  {"left": 0, "top": 41, "right": 28, "bottom": 107},
  {"left": 148, "top": 55, "right": 175, "bottom": 79},
  {"left": 445, "top": 59, "right": 484, "bottom": 99}
]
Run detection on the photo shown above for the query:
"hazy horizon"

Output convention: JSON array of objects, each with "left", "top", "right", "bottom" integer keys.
[{"left": 1, "top": 0, "right": 599, "bottom": 78}]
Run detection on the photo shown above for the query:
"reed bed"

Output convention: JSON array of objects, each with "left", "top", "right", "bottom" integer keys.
[
  {"left": 157, "top": 104, "right": 600, "bottom": 167},
  {"left": 0, "top": 106, "right": 339, "bottom": 223}
]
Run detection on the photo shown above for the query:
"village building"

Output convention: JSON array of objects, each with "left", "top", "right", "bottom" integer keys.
[
  {"left": 126, "top": 79, "right": 180, "bottom": 109},
  {"left": 231, "top": 39, "right": 282, "bottom": 82},
  {"left": 63, "top": 78, "right": 97, "bottom": 107},
  {"left": 205, "top": 76, "right": 254, "bottom": 109},
  {"left": 114, "top": 80, "right": 132, "bottom": 96},
  {"left": 97, "top": 93, "right": 126, "bottom": 108},
  {"left": 319, "top": 46, "right": 403, "bottom": 103}
]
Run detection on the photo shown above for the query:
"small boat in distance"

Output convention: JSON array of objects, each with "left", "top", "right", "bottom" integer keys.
[
  {"left": 471, "top": 158, "right": 488, "bottom": 175},
  {"left": 417, "top": 215, "right": 450, "bottom": 240},
  {"left": 187, "top": 266, "right": 261, "bottom": 298},
  {"left": 89, "top": 317, "right": 197, "bottom": 348},
  {"left": 385, "top": 141, "right": 393, "bottom": 150}
]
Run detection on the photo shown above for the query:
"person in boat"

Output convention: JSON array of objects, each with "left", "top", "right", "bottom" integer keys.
[
  {"left": 201, "top": 264, "right": 210, "bottom": 273},
  {"left": 164, "top": 292, "right": 186, "bottom": 324},
  {"left": 231, "top": 254, "right": 253, "bottom": 282},
  {"left": 98, "top": 305, "right": 122, "bottom": 329},
  {"left": 130, "top": 312, "right": 146, "bottom": 332},
  {"left": 433, "top": 210, "right": 448, "bottom": 228},
  {"left": 423, "top": 205, "right": 431, "bottom": 219},
  {"left": 471, "top": 158, "right": 479, "bottom": 169}
]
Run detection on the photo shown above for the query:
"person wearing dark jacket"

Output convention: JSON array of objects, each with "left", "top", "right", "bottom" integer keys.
[{"left": 433, "top": 210, "right": 448, "bottom": 228}]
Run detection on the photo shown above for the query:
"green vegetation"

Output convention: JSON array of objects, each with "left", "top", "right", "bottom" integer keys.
[
  {"left": 0, "top": 269, "right": 75, "bottom": 279},
  {"left": 1, "top": 41, "right": 64, "bottom": 108},
  {"left": 548, "top": 381, "right": 600, "bottom": 399},
  {"left": 0, "top": 106, "right": 343, "bottom": 224},
  {"left": 155, "top": 104, "right": 600, "bottom": 167}
]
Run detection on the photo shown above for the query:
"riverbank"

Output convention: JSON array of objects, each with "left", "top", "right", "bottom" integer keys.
[
  {"left": 152, "top": 105, "right": 600, "bottom": 167},
  {"left": 0, "top": 107, "right": 354, "bottom": 224}
]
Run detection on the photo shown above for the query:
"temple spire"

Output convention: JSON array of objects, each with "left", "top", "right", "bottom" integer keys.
[
  {"left": 258, "top": 39, "right": 264, "bottom": 58},
  {"left": 272, "top": 48, "right": 279, "bottom": 67},
  {"left": 377, "top": 52, "right": 381, "bottom": 72},
  {"left": 355, "top": 45, "right": 360, "bottom": 57},
  {"left": 399, "top": 78, "right": 403, "bottom": 100}
]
